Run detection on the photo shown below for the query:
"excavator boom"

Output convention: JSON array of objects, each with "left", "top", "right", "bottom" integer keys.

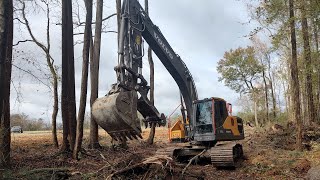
[{"left": 92, "top": 0, "right": 198, "bottom": 141}]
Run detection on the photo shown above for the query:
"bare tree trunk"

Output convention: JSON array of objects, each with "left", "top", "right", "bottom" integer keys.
[
  {"left": 313, "top": 19, "right": 320, "bottom": 122},
  {"left": 147, "top": 52, "right": 154, "bottom": 105},
  {"left": 283, "top": 81, "right": 289, "bottom": 116},
  {"left": 44, "top": 2, "right": 59, "bottom": 148},
  {"left": 146, "top": 46, "right": 155, "bottom": 144},
  {"left": 20, "top": 0, "right": 59, "bottom": 148},
  {"left": 262, "top": 70, "right": 269, "bottom": 123},
  {"left": 301, "top": 80, "right": 309, "bottom": 126},
  {"left": 268, "top": 69, "right": 277, "bottom": 118},
  {"left": 0, "top": 0, "right": 13, "bottom": 168},
  {"left": 145, "top": 0, "right": 156, "bottom": 145},
  {"left": 73, "top": 0, "right": 92, "bottom": 159},
  {"left": 61, "top": 0, "right": 77, "bottom": 153},
  {"left": 116, "top": 0, "right": 121, "bottom": 45},
  {"left": 289, "top": 0, "right": 302, "bottom": 151},
  {"left": 301, "top": 0, "right": 315, "bottom": 124},
  {"left": 254, "top": 100, "right": 258, "bottom": 127},
  {"left": 89, "top": 0, "right": 103, "bottom": 149},
  {"left": 52, "top": 72, "right": 59, "bottom": 148},
  {"left": 252, "top": 91, "right": 259, "bottom": 127}
]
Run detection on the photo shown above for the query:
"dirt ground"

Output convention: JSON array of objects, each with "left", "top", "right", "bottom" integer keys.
[{"left": 2, "top": 125, "right": 320, "bottom": 179}]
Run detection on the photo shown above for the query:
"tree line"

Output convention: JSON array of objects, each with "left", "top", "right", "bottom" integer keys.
[
  {"left": 0, "top": 0, "right": 156, "bottom": 168},
  {"left": 217, "top": 0, "right": 320, "bottom": 151}
]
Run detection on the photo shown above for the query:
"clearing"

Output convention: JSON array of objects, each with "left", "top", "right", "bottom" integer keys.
[{"left": 2, "top": 125, "right": 320, "bottom": 179}]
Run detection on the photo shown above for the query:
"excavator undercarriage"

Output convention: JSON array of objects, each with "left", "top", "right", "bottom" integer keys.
[{"left": 156, "top": 142, "right": 243, "bottom": 167}]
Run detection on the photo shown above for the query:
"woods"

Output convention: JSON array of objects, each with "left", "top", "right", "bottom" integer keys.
[
  {"left": 1, "top": 0, "right": 320, "bottom": 179},
  {"left": 217, "top": 0, "right": 320, "bottom": 151}
]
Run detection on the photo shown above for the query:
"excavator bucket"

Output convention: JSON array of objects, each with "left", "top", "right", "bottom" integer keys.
[{"left": 91, "top": 90, "right": 143, "bottom": 141}]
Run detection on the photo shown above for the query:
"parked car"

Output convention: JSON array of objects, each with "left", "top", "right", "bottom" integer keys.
[{"left": 11, "top": 126, "right": 23, "bottom": 133}]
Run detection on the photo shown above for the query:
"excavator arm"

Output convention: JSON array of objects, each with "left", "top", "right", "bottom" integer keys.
[{"left": 92, "top": 0, "right": 198, "bottom": 141}]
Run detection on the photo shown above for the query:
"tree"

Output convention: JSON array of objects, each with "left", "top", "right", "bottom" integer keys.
[
  {"left": 89, "top": 0, "right": 103, "bottom": 149},
  {"left": 300, "top": 0, "right": 315, "bottom": 124},
  {"left": 116, "top": 0, "right": 121, "bottom": 45},
  {"left": 61, "top": 0, "right": 77, "bottom": 153},
  {"left": 73, "top": 0, "right": 93, "bottom": 159},
  {"left": 217, "top": 46, "right": 263, "bottom": 126},
  {"left": 145, "top": 0, "right": 156, "bottom": 145},
  {"left": 314, "top": 20, "right": 320, "bottom": 122},
  {"left": 18, "top": 0, "right": 59, "bottom": 148},
  {"left": 0, "top": 0, "right": 13, "bottom": 168},
  {"left": 289, "top": 0, "right": 302, "bottom": 151},
  {"left": 251, "top": 37, "right": 270, "bottom": 123}
]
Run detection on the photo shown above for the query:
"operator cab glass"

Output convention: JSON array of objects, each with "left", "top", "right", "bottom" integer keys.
[
  {"left": 195, "top": 101, "right": 213, "bottom": 134},
  {"left": 193, "top": 98, "right": 233, "bottom": 142}
]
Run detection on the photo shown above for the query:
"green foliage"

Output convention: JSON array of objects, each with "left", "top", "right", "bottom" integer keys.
[
  {"left": 217, "top": 46, "right": 264, "bottom": 94},
  {"left": 1, "top": 169, "right": 14, "bottom": 179},
  {"left": 274, "top": 111, "right": 289, "bottom": 124}
]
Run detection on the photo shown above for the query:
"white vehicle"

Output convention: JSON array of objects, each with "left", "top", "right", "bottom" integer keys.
[{"left": 11, "top": 126, "right": 23, "bottom": 133}]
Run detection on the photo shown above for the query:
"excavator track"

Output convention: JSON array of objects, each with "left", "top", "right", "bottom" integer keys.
[
  {"left": 210, "top": 143, "right": 243, "bottom": 167},
  {"left": 156, "top": 143, "right": 243, "bottom": 168},
  {"left": 155, "top": 146, "right": 179, "bottom": 157}
]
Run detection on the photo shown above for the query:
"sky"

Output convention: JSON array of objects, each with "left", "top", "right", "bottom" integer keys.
[{"left": 11, "top": 0, "right": 257, "bottom": 122}]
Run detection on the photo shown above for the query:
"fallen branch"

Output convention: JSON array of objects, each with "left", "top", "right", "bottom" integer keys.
[
  {"left": 106, "top": 162, "right": 146, "bottom": 180},
  {"left": 182, "top": 149, "right": 206, "bottom": 175},
  {"left": 19, "top": 167, "right": 69, "bottom": 176},
  {"left": 106, "top": 155, "right": 172, "bottom": 180},
  {"left": 184, "top": 171, "right": 206, "bottom": 179},
  {"left": 80, "top": 149, "right": 97, "bottom": 158},
  {"left": 99, "top": 153, "right": 106, "bottom": 160}
]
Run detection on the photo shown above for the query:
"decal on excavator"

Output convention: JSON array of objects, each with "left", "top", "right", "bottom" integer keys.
[
  {"left": 135, "top": 35, "right": 141, "bottom": 45},
  {"left": 222, "top": 116, "right": 240, "bottom": 136},
  {"left": 154, "top": 32, "right": 174, "bottom": 59}
]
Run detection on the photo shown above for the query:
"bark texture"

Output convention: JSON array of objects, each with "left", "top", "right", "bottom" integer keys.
[
  {"left": 145, "top": 0, "right": 156, "bottom": 145},
  {"left": 61, "top": 0, "right": 77, "bottom": 153},
  {"left": 314, "top": 19, "right": 320, "bottom": 122},
  {"left": 301, "top": 1, "right": 315, "bottom": 124},
  {"left": 0, "top": 0, "right": 13, "bottom": 168},
  {"left": 73, "top": 0, "right": 93, "bottom": 159},
  {"left": 89, "top": 0, "right": 103, "bottom": 149},
  {"left": 289, "top": 0, "right": 302, "bottom": 151}
]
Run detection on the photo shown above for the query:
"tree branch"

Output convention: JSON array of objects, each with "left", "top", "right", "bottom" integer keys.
[
  {"left": 13, "top": 17, "right": 26, "bottom": 24},
  {"left": 13, "top": 39, "right": 33, "bottom": 46},
  {"left": 12, "top": 64, "right": 52, "bottom": 91},
  {"left": 78, "top": 13, "right": 116, "bottom": 26},
  {"left": 56, "top": 13, "right": 117, "bottom": 26},
  {"left": 73, "top": 30, "right": 117, "bottom": 36}
]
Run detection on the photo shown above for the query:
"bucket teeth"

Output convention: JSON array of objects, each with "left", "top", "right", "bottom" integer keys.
[
  {"left": 121, "top": 132, "right": 128, "bottom": 141},
  {"left": 120, "top": 134, "right": 127, "bottom": 141},
  {"left": 110, "top": 134, "right": 118, "bottom": 141},
  {"left": 116, "top": 134, "right": 123, "bottom": 141},
  {"left": 129, "top": 131, "right": 138, "bottom": 140},
  {"left": 126, "top": 132, "right": 133, "bottom": 140},
  {"left": 132, "top": 134, "right": 138, "bottom": 140},
  {"left": 109, "top": 130, "right": 142, "bottom": 141}
]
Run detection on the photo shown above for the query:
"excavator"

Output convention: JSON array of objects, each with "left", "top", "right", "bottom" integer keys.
[{"left": 92, "top": 0, "right": 244, "bottom": 167}]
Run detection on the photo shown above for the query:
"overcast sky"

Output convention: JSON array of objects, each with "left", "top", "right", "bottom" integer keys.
[{"left": 11, "top": 0, "right": 256, "bottom": 122}]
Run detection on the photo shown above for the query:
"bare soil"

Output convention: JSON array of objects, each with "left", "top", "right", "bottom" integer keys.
[{"left": 2, "top": 125, "right": 320, "bottom": 179}]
